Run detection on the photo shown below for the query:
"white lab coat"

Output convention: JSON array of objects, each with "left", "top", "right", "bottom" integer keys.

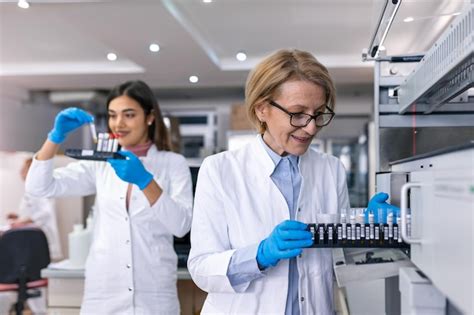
[
  {"left": 26, "top": 145, "right": 193, "bottom": 315},
  {"left": 188, "top": 136, "right": 350, "bottom": 314},
  {"left": 18, "top": 195, "right": 62, "bottom": 260}
]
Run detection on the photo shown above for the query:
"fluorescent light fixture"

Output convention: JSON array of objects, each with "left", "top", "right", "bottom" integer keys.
[
  {"left": 403, "top": 16, "right": 414, "bottom": 23},
  {"left": 107, "top": 53, "right": 117, "bottom": 61},
  {"left": 364, "top": 0, "right": 401, "bottom": 59},
  {"left": 149, "top": 43, "right": 160, "bottom": 52},
  {"left": 203, "top": 0, "right": 212, "bottom": 3},
  {"left": 189, "top": 75, "right": 199, "bottom": 83},
  {"left": 452, "top": 12, "right": 461, "bottom": 16},
  {"left": 17, "top": 0, "right": 29, "bottom": 9},
  {"left": 236, "top": 51, "right": 247, "bottom": 61}
]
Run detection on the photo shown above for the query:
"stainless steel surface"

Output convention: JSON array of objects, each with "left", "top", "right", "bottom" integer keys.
[{"left": 398, "top": 5, "right": 474, "bottom": 114}]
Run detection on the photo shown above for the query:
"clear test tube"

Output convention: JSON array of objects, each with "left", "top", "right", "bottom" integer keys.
[
  {"left": 318, "top": 224, "right": 325, "bottom": 244},
  {"left": 387, "top": 212, "right": 394, "bottom": 240},
  {"left": 107, "top": 133, "right": 114, "bottom": 152},
  {"left": 396, "top": 216, "right": 401, "bottom": 243},
  {"left": 358, "top": 213, "right": 366, "bottom": 239},
  {"left": 341, "top": 212, "right": 347, "bottom": 240},
  {"left": 369, "top": 211, "right": 375, "bottom": 240},
  {"left": 102, "top": 133, "right": 110, "bottom": 152},
  {"left": 112, "top": 134, "right": 119, "bottom": 152},
  {"left": 89, "top": 123, "right": 97, "bottom": 144},
  {"left": 349, "top": 212, "right": 356, "bottom": 240},
  {"left": 97, "top": 133, "right": 104, "bottom": 151}
]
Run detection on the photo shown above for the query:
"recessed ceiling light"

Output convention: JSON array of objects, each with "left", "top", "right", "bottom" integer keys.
[
  {"left": 189, "top": 75, "right": 199, "bottom": 83},
  {"left": 203, "top": 0, "right": 212, "bottom": 3},
  {"left": 17, "top": 0, "right": 29, "bottom": 9},
  {"left": 236, "top": 51, "right": 247, "bottom": 61},
  {"left": 403, "top": 16, "right": 414, "bottom": 23},
  {"left": 149, "top": 43, "right": 160, "bottom": 52},
  {"left": 107, "top": 53, "right": 117, "bottom": 61}
]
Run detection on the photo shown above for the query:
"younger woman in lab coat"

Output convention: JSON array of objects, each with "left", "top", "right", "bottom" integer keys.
[
  {"left": 188, "top": 49, "right": 344, "bottom": 315},
  {"left": 26, "top": 80, "right": 193, "bottom": 315}
]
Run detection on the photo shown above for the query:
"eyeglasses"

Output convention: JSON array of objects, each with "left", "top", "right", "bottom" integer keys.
[{"left": 268, "top": 100, "right": 335, "bottom": 128}]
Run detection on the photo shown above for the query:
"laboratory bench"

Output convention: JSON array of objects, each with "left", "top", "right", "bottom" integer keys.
[{"left": 41, "top": 267, "right": 206, "bottom": 315}]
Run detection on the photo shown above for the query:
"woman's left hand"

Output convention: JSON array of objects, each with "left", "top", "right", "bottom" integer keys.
[{"left": 108, "top": 151, "right": 154, "bottom": 190}]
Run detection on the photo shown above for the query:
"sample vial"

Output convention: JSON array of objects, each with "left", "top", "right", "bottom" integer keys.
[
  {"left": 97, "top": 133, "right": 104, "bottom": 152},
  {"left": 349, "top": 213, "right": 356, "bottom": 241},
  {"left": 388, "top": 212, "right": 394, "bottom": 238},
  {"left": 369, "top": 211, "right": 375, "bottom": 240},
  {"left": 318, "top": 224, "right": 325, "bottom": 244},
  {"left": 396, "top": 216, "right": 402, "bottom": 243},
  {"left": 355, "top": 223, "right": 361, "bottom": 241},
  {"left": 327, "top": 224, "right": 334, "bottom": 245},
  {"left": 374, "top": 224, "right": 380, "bottom": 240},
  {"left": 336, "top": 223, "right": 343, "bottom": 241}
]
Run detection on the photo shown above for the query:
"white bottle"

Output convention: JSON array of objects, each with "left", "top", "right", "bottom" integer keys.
[{"left": 68, "top": 223, "right": 91, "bottom": 268}]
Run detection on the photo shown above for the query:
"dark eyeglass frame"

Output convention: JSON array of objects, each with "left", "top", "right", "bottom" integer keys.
[{"left": 268, "top": 100, "right": 335, "bottom": 128}]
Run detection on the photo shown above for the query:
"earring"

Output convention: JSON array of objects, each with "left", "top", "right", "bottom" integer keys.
[{"left": 148, "top": 121, "right": 152, "bottom": 126}]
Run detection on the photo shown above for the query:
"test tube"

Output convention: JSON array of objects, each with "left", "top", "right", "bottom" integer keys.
[
  {"left": 341, "top": 212, "right": 347, "bottom": 240},
  {"left": 107, "top": 133, "right": 114, "bottom": 152},
  {"left": 112, "top": 134, "right": 119, "bottom": 152},
  {"left": 369, "top": 211, "right": 375, "bottom": 240},
  {"left": 103, "top": 133, "right": 110, "bottom": 152},
  {"left": 349, "top": 212, "right": 356, "bottom": 241},
  {"left": 387, "top": 212, "right": 394, "bottom": 241},
  {"left": 327, "top": 224, "right": 334, "bottom": 245},
  {"left": 395, "top": 216, "right": 401, "bottom": 243},
  {"left": 309, "top": 224, "right": 316, "bottom": 244},
  {"left": 97, "top": 133, "right": 104, "bottom": 151},
  {"left": 89, "top": 122, "right": 97, "bottom": 144},
  {"left": 318, "top": 224, "right": 325, "bottom": 244}
]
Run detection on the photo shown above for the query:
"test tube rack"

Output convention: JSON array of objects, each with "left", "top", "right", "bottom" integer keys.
[
  {"left": 65, "top": 132, "right": 125, "bottom": 161},
  {"left": 307, "top": 223, "right": 409, "bottom": 248}
]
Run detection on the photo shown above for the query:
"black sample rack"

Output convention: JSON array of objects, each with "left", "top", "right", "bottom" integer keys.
[
  {"left": 65, "top": 149, "right": 126, "bottom": 161},
  {"left": 307, "top": 223, "right": 409, "bottom": 249}
]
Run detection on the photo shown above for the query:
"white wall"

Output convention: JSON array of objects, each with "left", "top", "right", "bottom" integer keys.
[{"left": 0, "top": 84, "right": 84, "bottom": 152}]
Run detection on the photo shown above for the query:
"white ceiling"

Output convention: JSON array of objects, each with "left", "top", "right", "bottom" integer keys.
[{"left": 0, "top": 0, "right": 467, "bottom": 93}]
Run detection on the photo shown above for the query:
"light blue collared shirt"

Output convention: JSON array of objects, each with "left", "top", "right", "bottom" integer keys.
[{"left": 227, "top": 135, "right": 302, "bottom": 314}]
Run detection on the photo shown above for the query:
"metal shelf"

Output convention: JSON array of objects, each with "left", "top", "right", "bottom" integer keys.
[{"left": 397, "top": 5, "right": 474, "bottom": 114}]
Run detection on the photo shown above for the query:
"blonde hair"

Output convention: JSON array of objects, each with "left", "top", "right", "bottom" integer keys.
[{"left": 245, "top": 49, "right": 336, "bottom": 134}]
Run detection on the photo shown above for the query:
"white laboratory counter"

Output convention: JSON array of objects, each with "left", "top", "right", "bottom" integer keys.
[{"left": 41, "top": 267, "right": 203, "bottom": 315}]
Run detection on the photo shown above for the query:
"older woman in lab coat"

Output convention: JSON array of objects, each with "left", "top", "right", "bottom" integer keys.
[
  {"left": 188, "top": 49, "right": 348, "bottom": 314},
  {"left": 26, "top": 80, "right": 193, "bottom": 315}
]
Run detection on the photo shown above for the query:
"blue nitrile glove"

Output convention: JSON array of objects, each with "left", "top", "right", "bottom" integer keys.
[
  {"left": 48, "top": 107, "right": 94, "bottom": 144},
  {"left": 365, "top": 192, "right": 400, "bottom": 224},
  {"left": 256, "top": 220, "right": 313, "bottom": 269},
  {"left": 108, "top": 151, "right": 154, "bottom": 190}
]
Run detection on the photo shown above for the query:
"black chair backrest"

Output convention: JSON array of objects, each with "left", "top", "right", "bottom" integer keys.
[{"left": 0, "top": 227, "right": 50, "bottom": 284}]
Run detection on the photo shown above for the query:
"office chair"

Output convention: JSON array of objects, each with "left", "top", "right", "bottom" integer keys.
[{"left": 0, "top": 227, "right": 50, "bottom": 315}]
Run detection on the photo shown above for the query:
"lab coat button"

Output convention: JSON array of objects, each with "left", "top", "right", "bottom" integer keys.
[
  {"left": 125, "top": 240, "right": 130, "bottom": 244},
  {"left": 125, "top": 217, "right": 128, "bottom": 221},
  {"left": 128, "top": 287, "right": 133, "bottom": 292},
  {"left": 126, "top": 264, "right": 131, "bottom": 269},
  {"left": 300, "top": 297, "right": 305, "bottom": 302},
  {"left": 298, "top": 208, "right": 301, "bottom": 212}
]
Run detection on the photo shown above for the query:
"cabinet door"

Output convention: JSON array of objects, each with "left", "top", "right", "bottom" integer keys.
[{"left": 410, "top": 169, "right": 473, "bottom": 314}]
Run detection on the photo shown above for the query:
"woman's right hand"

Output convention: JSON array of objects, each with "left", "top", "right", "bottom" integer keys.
[{"left": 48, "top": 107, "right": 94, "bottom": 144}]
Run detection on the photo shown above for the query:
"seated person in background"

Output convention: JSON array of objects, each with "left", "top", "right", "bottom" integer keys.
[
  {"left": 0, "top": 157, "right": 61, "bottom": 315},
  {"left": 5, "top": 157, "right": 62, "bottom": 261}
]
